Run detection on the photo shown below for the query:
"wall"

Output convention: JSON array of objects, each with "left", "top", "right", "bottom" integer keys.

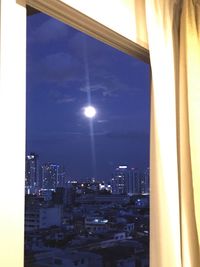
[
  {"left": 0, "top": 0, "right": 26, "bottom": 266},
  {"left": 60, "top": 0, "right": 148, "bottom": 49}
]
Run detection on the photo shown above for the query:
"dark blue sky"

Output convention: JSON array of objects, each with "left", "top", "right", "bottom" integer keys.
[{"left": 26, "top": 12, "right": 150, "bottom": 181}]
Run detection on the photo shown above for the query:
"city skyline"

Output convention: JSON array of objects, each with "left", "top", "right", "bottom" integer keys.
[
  {"left": 26, "top": 12, "right": 150, "bottom": 181},
  {"left": 25, "top": 152, "right": 149, "bottom": 195}
]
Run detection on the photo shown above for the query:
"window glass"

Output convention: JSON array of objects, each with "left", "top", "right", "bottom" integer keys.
[{"left": 25, "top": 8, "right": 150, "bottom": 267}]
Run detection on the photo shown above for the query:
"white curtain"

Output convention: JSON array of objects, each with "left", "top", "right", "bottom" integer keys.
[{"left": 145, "top": 0, "right": 200, "bottom": 266}]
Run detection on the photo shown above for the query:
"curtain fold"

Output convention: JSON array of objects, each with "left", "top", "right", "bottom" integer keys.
[
  {"left": 146, "top": 1, "right": 182, "bottom": 266},
  {"left": 145, "top": 0, "right": 200, "bottom": 266},
  {"left": 178, "top": 0, "right": 200, "bottom": 265}
]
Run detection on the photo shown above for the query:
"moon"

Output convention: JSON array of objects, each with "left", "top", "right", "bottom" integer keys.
[{"left": 83, "top": 106, "right": 97, "bottom": 118}]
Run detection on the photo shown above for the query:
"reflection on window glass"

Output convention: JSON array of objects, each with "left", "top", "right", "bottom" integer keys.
[{"left": 25, "top": 8, "right": 150, "bottom": 267}]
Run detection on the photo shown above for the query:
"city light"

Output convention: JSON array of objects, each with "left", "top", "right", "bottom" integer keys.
[{"left": 119, "top": 166, "right": 128, "bottom": 169}]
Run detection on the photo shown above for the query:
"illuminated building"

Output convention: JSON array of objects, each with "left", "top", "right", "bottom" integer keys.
[
  {"left": 111, "top": 166, "right": 129, "bottom": 194},
  {"left": 41, "top": 163, "right": 60, "bottom": 190},
  {"left": 85, "top": 216, "right": 109, "bottom": 234},
  {"left": 57, "top": 166, "right": 67, "bottom": 187},
  {"left": 25, "top": 153, "right": 39, "bottom": 194},
  {"left": 144, "top": 167, "right": 150, "bottom": 194},
  {"left": 111, "top": 166, "right": 142, "bottom": 195},
  {"left": 128, "top": 168, "right": 141, "bottom": 195}
]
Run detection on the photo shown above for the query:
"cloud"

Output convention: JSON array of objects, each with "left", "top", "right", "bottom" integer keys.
[
  {"left": 80, "top": 84, "right": 106, "bottom": 93},
  {"left": 61, "top": 131, "right": 82, "bottom": 136},
  {"left": 79, "top": 83, "right": 118, "bottom": 97},
  {"left": 39, "top": 53, "right": 76, "bottom": 80},
  {"left": 66, "top": 31, "right": 105, "bottom": 60},
  {"left": 28, "top": 18, "right": 69, "bottom": 43},
  {"left": 28, "top": 52, "right": 84, "bottom": 86},
  {"left": 28, "top": 130, "right": 83, "bottom": 140},
  {"left": 27, "top": 23, "right": 146, "bottom": 98},
  {"left": 56, "top": 96, "right": 76, "bottom": 104},
  {"left": 104, "top": 131, "right": 149, "bottom": 140},
  {"left": 48, "top": 90, "right": 77, "bottom": 104},
  {"left": 97, "top": 120, "right": 108, "bottom": 124},
  {"left": 78, "top": 75, "right": 139, "bottom": 98},
  {"left": 78, "top": 71, "right": 136, "bottom": 97}
]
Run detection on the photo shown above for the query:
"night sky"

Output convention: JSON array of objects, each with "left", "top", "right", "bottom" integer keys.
[{"left": 26, "top": 12, "right": 150, "bottom": 181}]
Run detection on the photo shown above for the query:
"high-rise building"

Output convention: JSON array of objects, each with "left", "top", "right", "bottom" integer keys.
[
  {"left": 127, "top": 168, "right": 141, "bottom": 195},
  {"left": 111, "top": 166, "right": 141, "bottom": 195},
  {"left": 66, "top": 182, "right": 76, "bottom": 206},
  {"left": 144, "top": 167, "right": 150, "bottom": 194},
  {"left": 111, "top": 165, "right": 129, "bottom": 194},
  {"left": 140, "top": 167, "right": 150, "bottom": 194},
  {"left": 41, "top": 163, "right": 60, "bottom": 190},
  {"left": 25, "top": 153, "right": 39, "bottom": 194},
  {"left": 57, "top": 165, "right": 67, "bottom": 187}
]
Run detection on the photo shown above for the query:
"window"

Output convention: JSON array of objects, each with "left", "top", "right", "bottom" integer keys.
[
  {"left": 0, "top": 2, "right": 150, "bottom": 267},
  {"left": 25, "top": 6, "right": 149, "bottom": 267}
]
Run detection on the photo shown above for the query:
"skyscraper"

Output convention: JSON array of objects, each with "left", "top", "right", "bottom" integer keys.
[
  {"left": 144, "top": 167, "right": 150, "bottom": 194},
  {"left": 111, "top": 166, "right": 129, "bottom": 194},
  {"left": 111, "top": 166, "right": 142, "bottom": 195},
  {"left": 41, "top": 163, "right": 60, "bottom": 190},
  {"left": 25, "top": 153, "right": 39, "bottom": 194},
  {"left": 127, "top": 168, "right": 141, "bottom": 195},
  {"left": 57, "top": 165, "right": 67, "bottom": 187}
]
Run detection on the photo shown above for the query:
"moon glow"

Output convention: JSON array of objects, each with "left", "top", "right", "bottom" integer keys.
[{"left": 83, "top": 106, "right": 97, "bottom": 118}]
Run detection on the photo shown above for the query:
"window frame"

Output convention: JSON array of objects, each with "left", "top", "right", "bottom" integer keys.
[
  {"left": 26, "top": 0, "right": 149, "bottom": 64},
  {"left": 24, "top": 1, "right": 151, "bottom": 266}
]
